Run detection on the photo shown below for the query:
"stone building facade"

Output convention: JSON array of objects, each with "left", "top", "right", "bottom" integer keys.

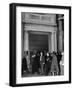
[{"left": 21, "top": 12, "right": 64, "bottom": 67}]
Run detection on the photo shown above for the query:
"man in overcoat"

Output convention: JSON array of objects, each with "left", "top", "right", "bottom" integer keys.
[{"left": 45, "top": 52, "right": 52, "bottom": 75}]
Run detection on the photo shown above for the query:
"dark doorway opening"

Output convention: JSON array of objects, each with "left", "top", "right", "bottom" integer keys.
[{"left": 29, "top": 32, "right": 48, "bottom": 51}]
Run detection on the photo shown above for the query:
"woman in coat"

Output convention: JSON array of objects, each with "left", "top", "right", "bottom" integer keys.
[{"left": 50, "top": 52, "right": 59, "bottom": 76}]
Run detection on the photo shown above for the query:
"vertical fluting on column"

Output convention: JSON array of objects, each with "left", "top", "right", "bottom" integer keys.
[
  {"left": 51, "top": 31, "right": 57, "bottom": 52},
  {"left": 48, "top": 33, "right": 51, "bottom": 52},
  {"left": 58, "top": 15, "right": 63, "bottom": 52},
  {"left": 21, "top": 23, "right": 24, "bottom": 58},
  {"left": 24, "top": 31, "right": 30, "bottom": 71},
  {"left": 51, "top": 32, "right": 55, "bottom": 52},
  {"left": 24, "top": 31, "right": 29, "bottom": 51},
  {"left": 54, "top": 31, "right": 57, "bottom": 52},
  {"left": 48, "top": 33, "right": 49, "bottom": 52}
]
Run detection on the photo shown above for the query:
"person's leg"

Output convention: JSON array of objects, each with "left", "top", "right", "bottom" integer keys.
[
  {"left": 45, "top": 69, "right": 48, "bottom": 76},
  {"left": 58, "top": 64, "right": 61, "bottom": 75},
  {"left": 40, "top": 62, "right": 43, "bottom": 75},
  {"left": 50, "top": 66, "right": 54, "bottom": 75},
  {"left": 43, "top": 64, "right": 45, "bottom": 75},
  {"left": 52, "top": 72, "right": 54, "bottom": 76},
  {"left": 45, "top": 64, "right": 49, "bottom": 76},
  {"left": 32, "top": 65, "right": 35, "bottom": 74},
  {"left": 36, "top": 68, "right": 40, "bottom": 75}
]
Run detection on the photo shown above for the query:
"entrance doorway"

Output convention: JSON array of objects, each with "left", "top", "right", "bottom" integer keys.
[{"left": 28, "top": 32, "right": 49, "bottom": 51}]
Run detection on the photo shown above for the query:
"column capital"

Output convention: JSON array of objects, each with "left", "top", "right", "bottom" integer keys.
[
  {"left": 51, "top": 31, "right": 56, "bottom": 34},
  {"left": 24, "top": 30, "right": 28, "bottom": 33}
]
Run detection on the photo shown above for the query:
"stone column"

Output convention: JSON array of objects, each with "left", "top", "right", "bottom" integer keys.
[
  {"left": 58, "top": 31, "right": 63, "bottom": 52},
  {"left": 48, "top": 33, "right": 51, "bottom": 52},
  {"left": 21, "top": 24, "right": 24, "bottom": 58},
  {"left": 24, "top": 31, "right": 29, "bottom": 51},
  {"left": 54, "top": 31, "right": 57, "bottom": 52},
  {"left": 58, "top": 15, "right": 63, "bottom": 52},
  {"left": 51, "top": 32, "right": 55, "bottom": 52},
  {"left": 51, "top": 31, "right": 57, "bottom": 52},
  {"left": 24, "top": 31, "right": 30, "bottom": 71}
]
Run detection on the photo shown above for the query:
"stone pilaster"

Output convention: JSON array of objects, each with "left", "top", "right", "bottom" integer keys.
[
  {"left": 58, "top": 15, "right": 63, "bottom": 52},
  {"left": 24, "top": 31, "right": 29, "bottom": 51}
]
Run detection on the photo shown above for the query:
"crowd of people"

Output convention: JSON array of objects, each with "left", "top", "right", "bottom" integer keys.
[{"left": 22, "top": 50, "right": 64, "bottom": 77}]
